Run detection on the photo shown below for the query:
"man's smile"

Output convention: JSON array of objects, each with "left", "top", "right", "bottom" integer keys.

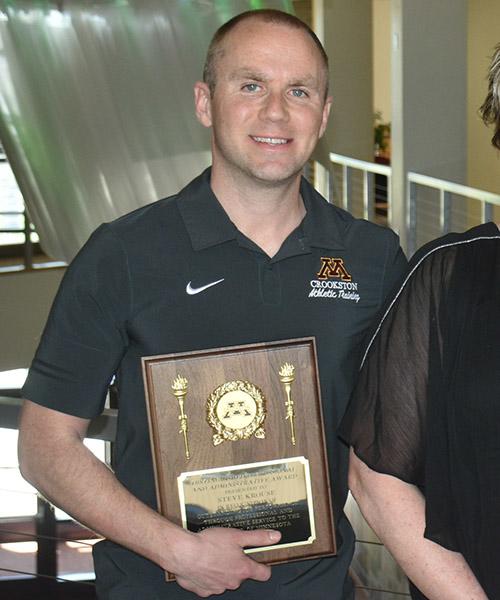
[{"left": 250, "top": 136, "right": 291, "bottom": 145}]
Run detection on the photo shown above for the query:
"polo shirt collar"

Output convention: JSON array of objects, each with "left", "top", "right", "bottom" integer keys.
[
  {"left": 299, "top": 177, "right": 346, "bottom": 251},
  {"left": 177, "top": 168, "right": 237, "bottom": 251},
  {"left": 177, "top": 167, "right": 346, "bottom": 252}
]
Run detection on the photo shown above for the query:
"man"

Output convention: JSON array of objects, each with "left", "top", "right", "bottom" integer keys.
[{"left": 18, "top": 9, "right": 406, "bottom": 599}]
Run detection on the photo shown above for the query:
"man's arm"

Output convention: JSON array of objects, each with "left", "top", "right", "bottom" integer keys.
[
  {"left": 18, "top": 400, "right": 280, "bottom": 597},
  {"left": 348, "top": 450, "right": 487, "bottom": 600}
]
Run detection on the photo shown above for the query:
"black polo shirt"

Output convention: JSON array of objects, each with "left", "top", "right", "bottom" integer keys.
[{"left": 23, "top": 168, "right": 407, "bottom": 599}]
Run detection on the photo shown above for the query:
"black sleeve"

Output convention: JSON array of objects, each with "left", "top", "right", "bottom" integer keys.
[
  {"left": 339, "top": 245, "right": 454, "bottom": 487},
  {"left": 22, "top": 224, "right": 131, "bottom": 419}
]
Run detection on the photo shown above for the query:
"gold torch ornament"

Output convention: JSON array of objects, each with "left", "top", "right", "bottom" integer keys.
[
  {"left": 171, "top": 375, "right": 190, "bottom": 460},
  {"left": 279, "top": 363, "right": 296, "bottom": 446}
]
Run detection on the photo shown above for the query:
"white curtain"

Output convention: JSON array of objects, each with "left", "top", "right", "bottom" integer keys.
[{"left": 0, "top": 0, "right": 288, "bottom": 261}]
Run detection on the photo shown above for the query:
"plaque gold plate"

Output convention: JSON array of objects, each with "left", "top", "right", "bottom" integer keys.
[
  {"left": 178, "top": 457, "right": 316, "bottom": 552},
  {"left": 142, "top": 338, "right": 336, "bottom": 580}
]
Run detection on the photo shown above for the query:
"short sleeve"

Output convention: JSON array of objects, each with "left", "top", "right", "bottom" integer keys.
[
  {"left": 339, "top": 247, "right": 453, "bottom": 487},
  {"left": 381, "top": 232, "right": 408, "bottom": 302},
  {"left": 22, "top": 224, "right": 131, "bottom": 419}
]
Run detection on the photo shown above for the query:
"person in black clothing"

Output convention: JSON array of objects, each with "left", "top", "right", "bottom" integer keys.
[{"left": 340, "top": 44, "right": 500, "bottom": 600}]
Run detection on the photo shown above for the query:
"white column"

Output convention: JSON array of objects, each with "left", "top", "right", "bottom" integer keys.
[
  {"left": 315, "top": 0, "right": 373, "bottom": 166},
  {"left": 391, "top": 0, "right": 467, "bottom": 251}
]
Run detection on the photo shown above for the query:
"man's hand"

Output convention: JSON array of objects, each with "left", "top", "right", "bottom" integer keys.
[
  {"left": 170, "top": 527, "right": 281, "bottom": 597},
  {"left": 18, "top": 401, "right": 280, "bottom": 597}
]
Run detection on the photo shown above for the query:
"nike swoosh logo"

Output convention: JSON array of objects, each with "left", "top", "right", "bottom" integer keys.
[{"left": 186, "top": 278, "right": 225, "bottom": 295}]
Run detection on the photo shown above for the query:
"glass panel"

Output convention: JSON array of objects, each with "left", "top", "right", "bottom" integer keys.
[
  {"left": 0, "top": 232, "right": 25, "bottom": 247},
  {"left": 0, "top": 162, "right": 24, "bottom": 213},
  {"left": 0, "top": 428, "right": 106, "bottom": 520},
  {"left": 0, "top": 214, "right": 24, "bottom": 231},
  {"left": 57, "top": 539, "right": 98, "bottom": 580},
  {"left": 0, "top": 541, "right": 37, "bottom": 580},
  {"left": 0, "top": 369, "right": 28, "bottom": 389},
  {"left": 0, "top": 429, "right": 37, "bottom": 518}
]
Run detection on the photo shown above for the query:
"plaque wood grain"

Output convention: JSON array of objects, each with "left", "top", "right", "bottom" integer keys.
[{"left": 142, "top": 337, "right": 336, "bottom": 579}]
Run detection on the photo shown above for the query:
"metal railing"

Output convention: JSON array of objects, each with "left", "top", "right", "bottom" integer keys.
[
  {"left": 328, "top": 153, "right": 500, "bottom": 256},
  {"left": 0, "top": 157, "right": 61, "bottom": 271},
  {"left": 407, "top": 171, "right": 500, "bottom": 255},
  {"left": 329, "top": 152, "right": 392, "bottom": 224},
  {"left": 0, "top": 209, "right": 36, "bottom": 269},
  {"left": 0, "top": 394, "right": 112, "bottom": 589}
]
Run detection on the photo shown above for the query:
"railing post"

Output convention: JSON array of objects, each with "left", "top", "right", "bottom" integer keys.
[
  {"left": 363, "top": 171, "right": 374, "bottom": 222},
  {"left": 328, "top": 167, "right": 334, "bottom": 205},
  {"left": 23, "top": 210, "right": 33, "bottom": 269},
  {"left": 342, "top": 165, "right": 352, "bottom": 213},
  {"left": 386, "top": 174, "right": 393, "bottom": 228},
  {"left": 440, "top": 190, "right": 452, "bottom": 234},
  {"left": 482, "top": 201, "right": 493, "bottom": 223},
  {"left": 36, "top": 496, "right": 57, "bottom": 579},
  {"left": 408, "top": 180, "right": 417, "bottom": 257}
]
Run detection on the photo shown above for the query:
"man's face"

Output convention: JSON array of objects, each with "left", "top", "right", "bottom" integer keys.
[{"left": 195, "top": 20, "right": 332, "bottom": 187}]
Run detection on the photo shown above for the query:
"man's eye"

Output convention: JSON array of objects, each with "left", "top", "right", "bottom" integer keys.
[
  {"left": 242, "top": 83, "right": 260, "bottom": 92},
  {"left": 291, "top": 89, "right": 308, "bottom": 98}
]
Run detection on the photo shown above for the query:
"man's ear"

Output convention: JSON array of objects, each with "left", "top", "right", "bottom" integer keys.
[
  {"left": 319, "top": 95, "right": 333, "bottom": 138},
  {"left": 194, "top": 81, "right": 212, "bottom": 128}
]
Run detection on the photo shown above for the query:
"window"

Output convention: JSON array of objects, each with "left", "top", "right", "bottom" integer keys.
[
  {"left": 0, "top": 425, "right": 104, "bottom": 582},
  {"left": 0, "top": 143, "right": 61, "bottom": 271},
  {"left": 0, "top": 368, "right": 104, "bottom": 583}
]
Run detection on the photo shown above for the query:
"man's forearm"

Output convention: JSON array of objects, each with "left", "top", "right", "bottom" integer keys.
[
  {"left": 18, "top": 406, "right": 183, "bottom": 570},
  {"left": 18, "top": 400, "right": 277, "bottom": 596},
  {"left": 348, "top": 450, "right": 487, "bottom": 600}
]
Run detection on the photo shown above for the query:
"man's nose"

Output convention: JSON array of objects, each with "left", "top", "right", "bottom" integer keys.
[{"left": 259, "top": 91, "right": 289, "bottom": 122}]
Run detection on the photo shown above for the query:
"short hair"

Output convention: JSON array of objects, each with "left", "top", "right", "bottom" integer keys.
[
  {"left": 203, "top": 9, "right": 329, "bottom": 98},
  {"left": 479, "top": 44, "right": 500, "bottom": 150}
]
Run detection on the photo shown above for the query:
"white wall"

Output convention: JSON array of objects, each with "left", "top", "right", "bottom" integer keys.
[
  {"left": 373, "top": 0, "right": 391, "bottom": 123},
  {"left": 317, "top": 0, "right": 373, "bottom": 163},
  {"left": 0, "top": 268, "right": 64, "bottom": 371},
  {"left": 389, "top": 0, "right": 468, "bottom": 250},
  {"left": 372, "top": 0, "right": 500, "bottom": 199}
]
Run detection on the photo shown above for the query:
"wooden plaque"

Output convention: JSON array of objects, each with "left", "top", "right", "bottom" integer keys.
[{"left": 142, "top": 337, "right": 336, "bottom": 580}]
